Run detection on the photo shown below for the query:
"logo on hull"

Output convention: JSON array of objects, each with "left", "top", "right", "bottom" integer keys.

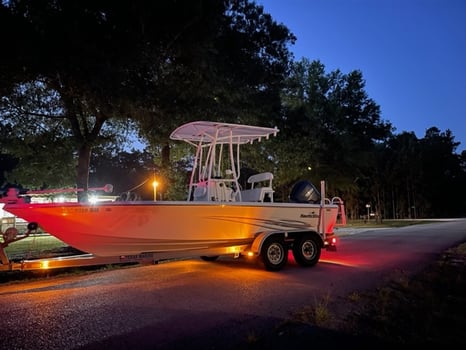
[{"left": 300, "top": 212, "right": 319, "bottom": 218}]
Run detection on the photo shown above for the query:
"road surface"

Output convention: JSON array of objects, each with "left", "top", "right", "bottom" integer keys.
[{"left": 1, "top": 219, "right": 465, "bottom": 349}]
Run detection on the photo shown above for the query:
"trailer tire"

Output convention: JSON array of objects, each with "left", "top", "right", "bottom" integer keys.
[
  {"left": 200, "top": 255, "right": 219, "bottom": 262},
  {"left": 260, "top": 236, "right": 288, "bottom": 271},
  {"left": 292, "top": 234, "right": 321, "bottom": 267}
]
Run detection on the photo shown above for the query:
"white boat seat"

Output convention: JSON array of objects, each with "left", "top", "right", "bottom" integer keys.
[
  {"left": 241, "top": 172, "right": 274, "bottom": 202},
  {"left": 247, "top": 172, "right": 273, "bottom": 187}
]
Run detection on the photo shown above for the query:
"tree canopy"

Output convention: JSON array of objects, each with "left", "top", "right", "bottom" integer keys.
[
  {"left": 276, "top": 59, "right": 392, "bottom": 185},
  {"left": 0, "top": 0, "right": 295, "bottom": 199},
  {"left": 1, "top": 0, "right": 465, "bottom": 217}
]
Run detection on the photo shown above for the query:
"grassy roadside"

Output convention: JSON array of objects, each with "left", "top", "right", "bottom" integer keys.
[
  {"left": 246, "top": 242, "right": 466, "bottom": 347},
  {"left": 2, "top": 234, "right": 70, "bottom": 260},
  {"left": 343, "top": 218, "right": 442, "bottom": 228},
  {"left": 341, "top": 242, "right": 466, "bottom": 344}
]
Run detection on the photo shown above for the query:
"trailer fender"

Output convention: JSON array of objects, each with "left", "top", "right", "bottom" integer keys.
[{"left": 250, "top": 231, "right": 284, "bottom": 255}]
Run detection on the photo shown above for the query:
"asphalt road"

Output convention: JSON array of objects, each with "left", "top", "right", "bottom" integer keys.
[{"left": 1, "top": 219, "right": 465, "bottom": 350}]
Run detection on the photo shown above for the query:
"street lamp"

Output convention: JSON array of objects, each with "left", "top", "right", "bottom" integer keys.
[
  {"left": 153, "top": 179, "right": 158, "bottom": 201},
  {"left": 365, "top": 204, "right": 371, "bottom": 222}
]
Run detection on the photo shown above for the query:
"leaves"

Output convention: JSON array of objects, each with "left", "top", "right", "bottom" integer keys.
[
  {"left": 0, "top": 0, "right": 294, "bottom": 199},
  {"left": 0, "top": 1, "right": 464, "bottom": 214}
]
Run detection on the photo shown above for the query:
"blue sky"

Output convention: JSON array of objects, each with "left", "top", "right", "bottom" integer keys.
[{"left": 258, "top": 0, "right": 466, "bottom": 153}]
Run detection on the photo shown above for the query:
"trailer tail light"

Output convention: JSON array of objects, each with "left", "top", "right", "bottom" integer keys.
[{"left": 325, "top": 235, "right": 337, "bottom": 251}]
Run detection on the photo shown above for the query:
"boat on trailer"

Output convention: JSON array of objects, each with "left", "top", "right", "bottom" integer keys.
[{"left": 1, "top": 121, "right": 346, "bottom": 271}]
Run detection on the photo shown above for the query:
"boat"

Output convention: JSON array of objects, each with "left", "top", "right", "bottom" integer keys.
[{"left": 1, "top": 121, "right": 346, "bottom": 271}]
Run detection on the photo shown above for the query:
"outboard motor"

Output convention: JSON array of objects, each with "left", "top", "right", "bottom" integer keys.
[{"left": 289, "top": 180, "right": 321, "bottom": 203}]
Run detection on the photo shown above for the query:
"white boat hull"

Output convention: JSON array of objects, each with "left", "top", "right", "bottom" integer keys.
[{"left": 4, "top": 201, "right": 339, "bottom": 257}]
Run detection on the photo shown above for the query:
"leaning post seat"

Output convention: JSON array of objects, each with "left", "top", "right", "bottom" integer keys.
[{"left": 240, "top": 172, "right": 274, "bottom": 202}]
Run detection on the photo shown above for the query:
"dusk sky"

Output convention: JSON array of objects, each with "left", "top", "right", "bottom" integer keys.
[{"left": 258, "top": 0, "right": 466, "bottom": 153}]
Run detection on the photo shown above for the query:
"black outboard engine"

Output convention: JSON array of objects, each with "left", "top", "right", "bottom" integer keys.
[{"left": 289, "top": 180, "right": 321, "bottom": 203}]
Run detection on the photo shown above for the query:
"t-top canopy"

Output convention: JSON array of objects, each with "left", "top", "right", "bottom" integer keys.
[{"left": 169, "top": 121, "right": 279, "bottom": 145}]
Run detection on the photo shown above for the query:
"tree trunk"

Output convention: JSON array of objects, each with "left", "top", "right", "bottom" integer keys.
[
  {"left": 161, "top": 142, "right": 170, "bottom": 168},
  {"left": 76, "top": 143, "right": 92, "bottom": 202}
]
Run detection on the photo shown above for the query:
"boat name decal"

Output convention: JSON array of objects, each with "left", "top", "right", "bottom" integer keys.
[
  {"left": 300, "top": 212, "right": 319, "bottom": 218},
  {"left": 64, "top": 207, "right": 100, "bottom": 214}
]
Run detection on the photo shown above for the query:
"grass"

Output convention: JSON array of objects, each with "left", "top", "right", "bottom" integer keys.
[
  {"left": 3, "top": 234, "right": 69, "bottom": 260},
  {"left": 347, "top": 243, "right": 465, "bottom": 344},
  {"left": 344, "top": 218, "right": 441, "bottom": 228},
  {"left": 259, "top": 242, "right": 466, "bottom": 347}
]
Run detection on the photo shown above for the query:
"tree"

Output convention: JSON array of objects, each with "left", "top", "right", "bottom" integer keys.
[
  {"left": 274, "top": 59, "right": 392, "bottom": 210},
  {"left": 373, "top": 127, "right": 466, "bottom": 219},
  {"left": 89, "top": 148, "right": 155, "bottom": 200},
  {"left": 0, "top": 0, "right": 295, "bottom": 200},
  {"left": 418, "top": 127, "right": 464, "bottom": 217},
  {"left": 0, "top": 80, "right": 136, "bottom": 189},
  {"left": 379, "top": 131, "right": 421, "bottom": 219}
]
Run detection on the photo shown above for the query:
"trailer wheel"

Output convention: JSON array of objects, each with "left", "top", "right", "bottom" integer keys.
[
  {"left": 200, "top": 255, "right": 219, "bottom": 262},
  {"left": 292, "top": 234, "right": 321, "bottom": 267},
  {"left": 260, "top": 236, "right": 288, "bottom": 271}
]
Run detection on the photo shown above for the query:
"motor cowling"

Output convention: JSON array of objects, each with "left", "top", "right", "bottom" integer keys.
[{"left": 289, "top": 180, "right": 321, "bottom": 203}]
